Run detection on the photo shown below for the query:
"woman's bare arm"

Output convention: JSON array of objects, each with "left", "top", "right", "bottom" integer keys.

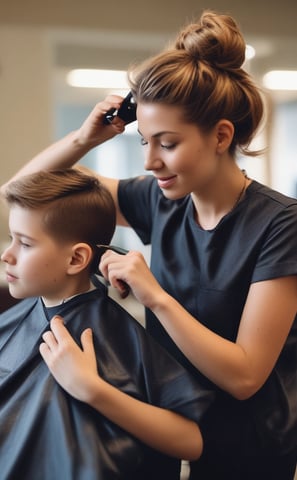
[
  {"left": 1, "top": 96, "right": 129, "bottom": 225},
  {"left": 100, "top": 250, "right": 297, "bottom": 400}
]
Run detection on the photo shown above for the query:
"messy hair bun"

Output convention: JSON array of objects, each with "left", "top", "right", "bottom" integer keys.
[
  {"left": 129, "top": 10, "right": 264, "bottom": 157},
  {"left": 175, "top": 11, "right": 246, "bottom": 71}
]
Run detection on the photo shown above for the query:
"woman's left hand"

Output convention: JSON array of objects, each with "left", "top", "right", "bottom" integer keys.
[{"left": 99, "top": 250, "right": 165, "bottom": 309}]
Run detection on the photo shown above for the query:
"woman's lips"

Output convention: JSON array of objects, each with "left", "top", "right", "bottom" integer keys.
[{"left": 156, "top": 176, "right": 177, "bottom": 189}]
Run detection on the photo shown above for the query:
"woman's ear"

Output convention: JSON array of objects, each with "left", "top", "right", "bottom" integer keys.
[
  {"left": 67, "top": 243, "right": 93, "bottom": 275},
  {"left": 215, "top": 119, "right": 234, "bottom": 154}
]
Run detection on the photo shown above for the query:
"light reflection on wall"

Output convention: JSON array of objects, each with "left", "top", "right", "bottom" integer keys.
[{"left": 270, "top": 101, "right": 297, "bottom": 198}]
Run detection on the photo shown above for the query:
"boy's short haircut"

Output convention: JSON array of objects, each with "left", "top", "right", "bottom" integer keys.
[{"left": 4, "top": 168, "right": 116, "bottom": 272}]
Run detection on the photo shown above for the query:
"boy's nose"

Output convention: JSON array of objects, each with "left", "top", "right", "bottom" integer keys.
[
  {"left": 1, "top": 251, "right": 8, "bottom": 263},
  {"left": 1, "top": 248, "right": 14, "bottom": 264}
]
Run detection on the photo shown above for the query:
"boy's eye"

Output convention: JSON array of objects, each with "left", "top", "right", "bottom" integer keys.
[{"left": 20, "top": 240, "right": 31, "bottom": 248}]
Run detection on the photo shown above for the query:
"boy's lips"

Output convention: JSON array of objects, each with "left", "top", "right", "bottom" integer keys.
[{"left": 5, "top": 271, "right": 18, "bottom": 282}]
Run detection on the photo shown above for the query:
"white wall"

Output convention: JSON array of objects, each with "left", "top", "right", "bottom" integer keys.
[{"left": 0, "top": 26, "right": 53, "bottom": 240}]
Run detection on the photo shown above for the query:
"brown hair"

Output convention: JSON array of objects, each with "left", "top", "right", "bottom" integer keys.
[
  {"left": 4, "top": 168, "right": 116, "bottom": 272},
  {"left": 129, "top": 10, "right": 264, "bottom": 156}
]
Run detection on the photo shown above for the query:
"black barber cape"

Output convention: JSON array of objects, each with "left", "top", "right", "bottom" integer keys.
[{"left": 0, "top": 282, "right": 214, "bottom": 480}]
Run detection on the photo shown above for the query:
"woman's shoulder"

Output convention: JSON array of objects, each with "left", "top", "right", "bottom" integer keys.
[{"left": 248, "top": 180, "right": 297, "bottom": 209}]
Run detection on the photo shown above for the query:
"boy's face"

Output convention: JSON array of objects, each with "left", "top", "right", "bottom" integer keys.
[{"left": 1, "top": 205, "right": 75, "bottom": 302}]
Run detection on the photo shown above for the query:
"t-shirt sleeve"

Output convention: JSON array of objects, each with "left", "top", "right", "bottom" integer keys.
[
  {"left": 118, "top": 176, "right": 158, "bottom": 245},
  {"left": 252, "top": 203, "right": 297, "bottom": 282}
]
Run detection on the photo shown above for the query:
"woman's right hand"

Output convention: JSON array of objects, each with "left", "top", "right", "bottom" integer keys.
[
  {"left": 0, "top": 95, "right": 128, "bottom": 195},
  {"left": 76, "top": 95, "right": 126, "bottom": 150}
]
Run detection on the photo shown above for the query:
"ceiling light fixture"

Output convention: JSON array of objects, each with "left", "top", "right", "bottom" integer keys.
[
  {"left": 263, "top": 70, "right": 297, "bottom": 91},
  {"left": 245, "top": 44, "right": 255, "bottom": 60},
  {"left": 66, "top": 69, "right": 129, "bottom": 89},
  {"left": 67, "top": 47, "right": 256, "bottom": 90}
]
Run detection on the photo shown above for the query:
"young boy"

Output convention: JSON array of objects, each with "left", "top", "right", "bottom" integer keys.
[{"left": 0, "top": 168, "right": 214, "bottom": 480}]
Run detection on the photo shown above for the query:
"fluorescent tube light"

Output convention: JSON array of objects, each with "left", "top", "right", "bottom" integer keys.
[
  {"left": 67, "top": 47, "right": 255, "bottom": 89},
  {"left": 263, "top": 70, "right": 297, "bottom": 91},
  {"left": 66, "top": 69, "right": 129, "bottom": 89}
]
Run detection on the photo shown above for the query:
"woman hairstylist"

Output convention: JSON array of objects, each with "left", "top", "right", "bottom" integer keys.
[{"left": 3, "top": 10, "right": 296, "bottom": 480}]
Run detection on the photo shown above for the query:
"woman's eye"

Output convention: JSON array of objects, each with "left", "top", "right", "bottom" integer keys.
[
  {"left": 139, "top": 137, "right": 176, "bottom": 149},
  {"left": 140, "top": 137, "right": 148, "bottom": 146},
  {"left": 161, "top": 143, "right": 176, "bottom": 150}
]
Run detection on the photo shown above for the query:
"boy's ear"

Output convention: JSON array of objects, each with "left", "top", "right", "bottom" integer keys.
[
  {"left": 67, "top": 243, "right": 93, "bottom": 275},
  {"left": 215, "top": 119, "right": 234, "bottom": 154}
]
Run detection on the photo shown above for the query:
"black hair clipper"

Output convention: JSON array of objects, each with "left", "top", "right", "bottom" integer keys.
[{"left": 103, "top": 92, "right": 137, "bottom": 125}]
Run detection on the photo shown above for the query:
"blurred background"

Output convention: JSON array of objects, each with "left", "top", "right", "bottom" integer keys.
[
  {"left": 0, "top": 4, "right": 296, "bottom": 477},
  {"left": 0, "top": 0, "right": 297, "bottom": 306}
]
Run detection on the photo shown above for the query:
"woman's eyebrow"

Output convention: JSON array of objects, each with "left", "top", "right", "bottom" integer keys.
[{"left": 137, "top": 129, "right": 178, "bottom": 137}]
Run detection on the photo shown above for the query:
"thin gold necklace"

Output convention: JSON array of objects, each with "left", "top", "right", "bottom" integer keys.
[
  {"left": 195, "top": 170, "right": 249, "bottom": 228},
  {"left": 231, "top": 169, "right": 248, "bottom": 212}
]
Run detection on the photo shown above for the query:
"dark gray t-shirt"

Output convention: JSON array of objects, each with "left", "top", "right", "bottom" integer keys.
[{"left": 119, "top": 176, "right": 297, "bottom": 456}]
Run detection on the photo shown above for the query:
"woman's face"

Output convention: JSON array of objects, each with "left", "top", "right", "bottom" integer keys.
[{"left": 137, "top": 102, "right": 220, "bottom": 199}]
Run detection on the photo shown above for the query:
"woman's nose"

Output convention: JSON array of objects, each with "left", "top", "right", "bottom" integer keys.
[{"left": 143, "top": 145, "right": 164, "bottom": 171}]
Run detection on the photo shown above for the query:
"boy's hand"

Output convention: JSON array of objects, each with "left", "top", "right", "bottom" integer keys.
[{"left": 40, "top": 316, "right": 100, "bottom": 403}]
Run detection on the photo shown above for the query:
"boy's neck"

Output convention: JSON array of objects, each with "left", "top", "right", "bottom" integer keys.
[{"left": 42, "top": 280, "right": 96, "bottom": 307}]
